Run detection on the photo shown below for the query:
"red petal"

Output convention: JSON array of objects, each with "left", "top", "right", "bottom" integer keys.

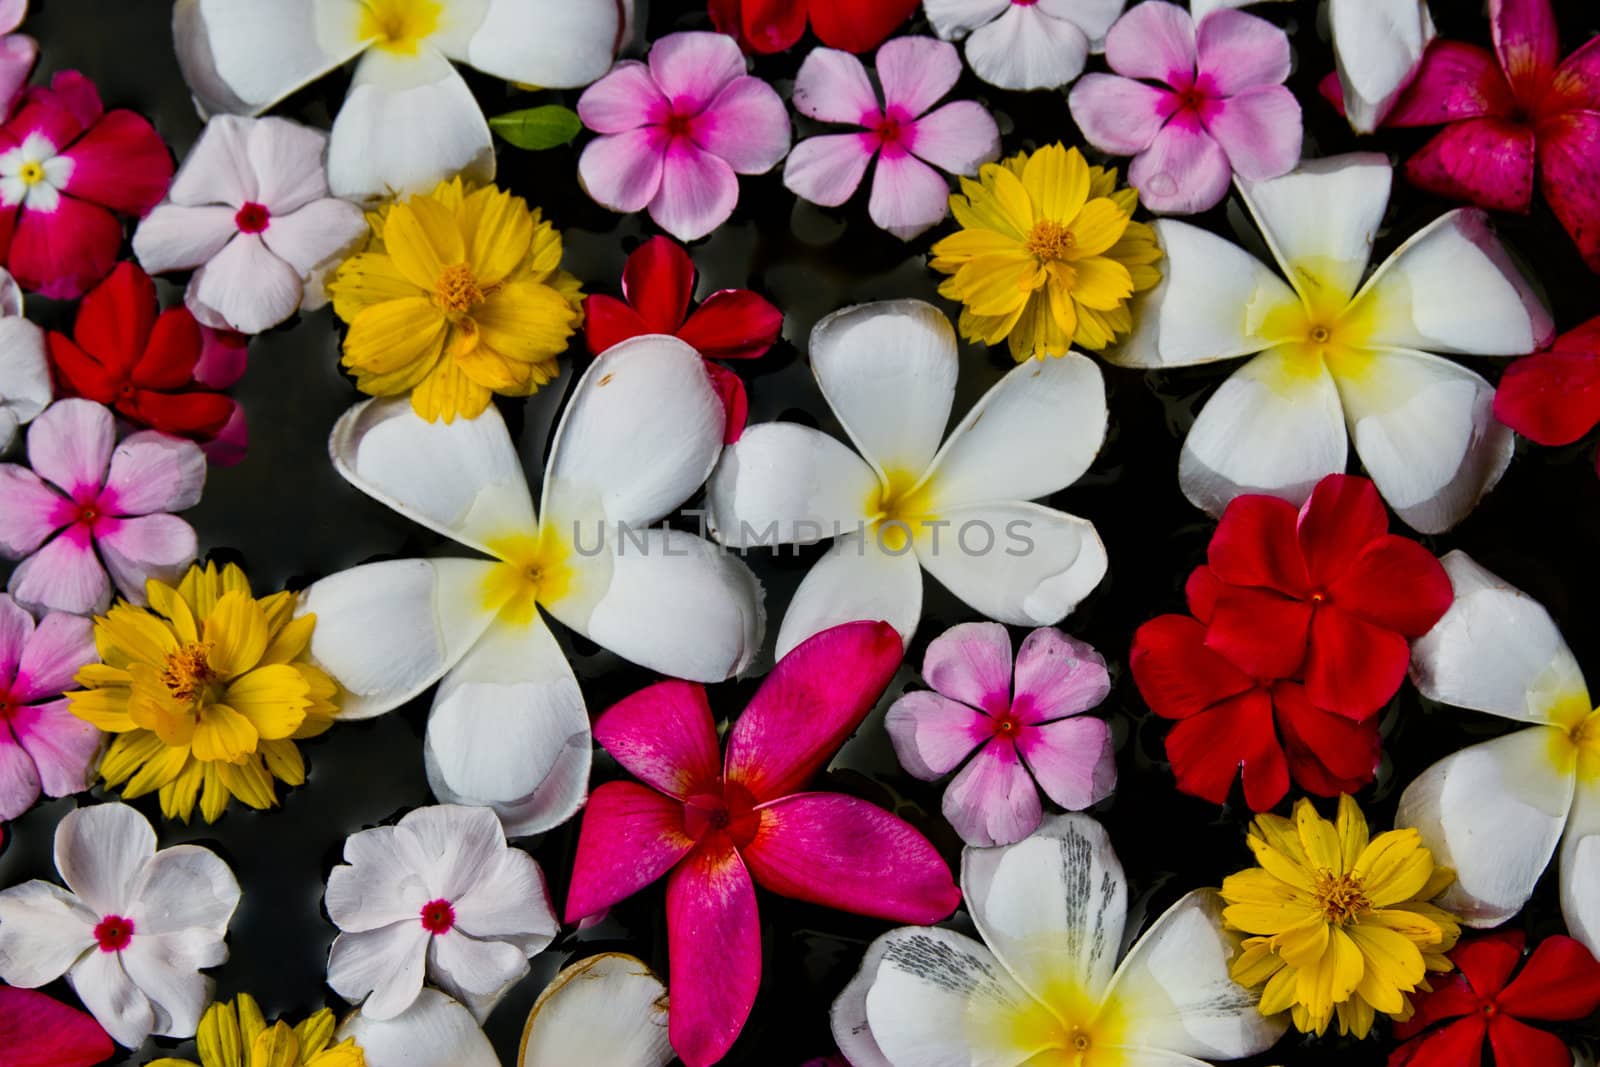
[
  {"left": 564, "top": 781, "right": 696, "bottom": 922},
  {"left": 1295, "top": 474, "right": 1390, "bottom": 587},
  {"left": 1404, "top": 117, "right": 1536, "bottom": 213},
  {"left": 1388, "top": 1017, "right": 1488, "bottom": 1067},
  {"left": 1202, "top": 585, "right": 1314, "bottom": 680},
  {"left": 6, "top": 194, "right": 121, "bottom": 299},
  {"left": 1495, "top": 348, "right": 1600, "bottom": 445},
  {"left": 738, "top": 0, "right": 808, "bottom": 54},
  {"left": 122, "top": 388, "right": 235, "bottom": 438},
  {"left": 1272, "top": 681, "right": 1380, "bottom": 786},
  {"left": 1455, "top": 930, "right": 1526, "bottom": 999},
  {"left": 1319, "top": 70, "right": 1347, "bottom": 116},
  {"left": 1164, "top": 689, "right": 1288, "bottom": 810},
  {"left": 1129, "top": 614, "right": 1254, "bottom": 720},
  {"left": 1303, "top": 604, "right": 1411, "bottom": 719},
  {"left": 622, "top": 236, "right": 695, "bottom": 334},
  {"left": 807, "top": 0, "right": 918, "bottom": 53},
  {"left": 708, "top": 0, "right": 744, "bottom": 41},
  {"left": 46, "top": 334, "right": 116, "bottom": 403},
  {"left": 1486, "top": 1014, "right": 1571, "bottom": 1067},
  {"left": 72, "top": 260, "right": 156, "bottom": 373},
  {"left": 1328, "top": 535, "right": 1454, "bottom": 636},
  {"left": 1496, "top": 934, "right": 1600, "bottom": 1020},
  {"left": 60, "top": 110, "right": 173, "bottom": 216},
  {"left": 593, "top": 679, "right": 723, "bottom": 800},
  {"left": 1491, "top": 0, "right": 1560, "bottom": 106},
  {"left": 132, "top": 307, "right": 203, "bottom": 389},
  {"left": 677, "top": 289, "right": 783, "bottom": 360},
  {"left": 1207, "top": 492, "right": 1310, "bottom": 595},
  {"left": 666, "top": 841, "right": 762, "bottom": 1067},
  {"left": 0, "top": 986, "right": 114, "bottom": 1067},
  {"left": 1387, "top": 41, "right": 1516, "bottom": 126},
  {"left": 5, "top": 93, "right": 87, "bottom": 154},
  {"left": 1395, "top": 971, "right": 1488, "bottom": 1038},
  {"left": 38, "top": 70, "right": 102, "bottom": 130},
  {"left": 1184, "top": 565, "right": 1224, "bottom": 623},
  {"left": 1537, "top": 109, "right": 1600, "bottom": 273},
  {"left": 704, "top": 362, "right": 749, "bottom": 444},
  {"left": 584, "top": 293, "right": 652, "bottom": 356}
]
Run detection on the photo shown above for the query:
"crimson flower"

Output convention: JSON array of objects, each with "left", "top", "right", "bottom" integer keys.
[
  {"left": 1198, "top": 474, "right": 1453, "bottom": 719},
  {"left": 0, "top": 985, "right": 113, "bottom": 1067},
  {"left": 708, "top": 0, "right": 918, "bottom": 54},
  {"left": 1391, "top": 931, "right": 1600, "bottom": 1067},
  {"left": 564, "top": 621, "right": 960, "bottom": 1067},
  {"left": 1494, "top": 314, "right": 1600, "bottom": 474},
  {"left": 585, "top": 236, "right": 782, "bottom": 443}
]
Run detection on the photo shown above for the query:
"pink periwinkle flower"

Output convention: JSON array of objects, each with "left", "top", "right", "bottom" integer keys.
[
  {"left": 564, "top": 621, "right": 960, "bottom": 1067},
  {"left": 886, "top": 622, "right": 1116, "bottom": 848},
  {"left": 783, "top": 36, "right": 1001, "bottom": 239},
  {"left": 1068, "top": 1, "right": 1302, "bottom": 214},
  {"left": 0, "top": 398, "right": 204, "bottom": 615},
  {"left": 578, "top": 31, "right": 791, "bottom": 242},
  {"left": 0, "top": 592, "right": 99, "bottom": 822},
  {"left": 0, "top": 1, "right": 38, "bottom": 117}
]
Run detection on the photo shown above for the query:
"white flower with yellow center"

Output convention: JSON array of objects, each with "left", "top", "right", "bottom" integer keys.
[
  {"left": 831, "top": 814, "right": 1285, "bottom": 1067},
  {"left": 0, "top": 131, "right": 73, "bottom": 211},
  {"left": 1396, "top": 550, "right": 1600, "bottom": 958},
  {"left": 1111, "top": 153, "right": 1552, "bottom": 534}
]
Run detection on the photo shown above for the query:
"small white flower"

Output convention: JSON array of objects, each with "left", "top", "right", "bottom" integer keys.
[{"left": 0, "top": 265, "right": 49, "bottom": 453}]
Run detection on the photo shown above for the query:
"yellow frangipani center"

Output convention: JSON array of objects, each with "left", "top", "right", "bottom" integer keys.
[
  {"left": 989, "top": 978, "right": 1127, "bottom": 1067},
  {"left": 360, "top": 0, "right": 443, "bottom": 54},
  {"left": 1549, "top": 698, "right": 1600, "bottom": 781},
  {"left": 866, "top": 467, "right": 937, "bottom": 553},
  {"left": 484, "top": 529, "right": 577, "bottom": 626},
  {"left": 1258, "top": 264, "right": 1381, "bottom": 386},
  {"left": 1312, "top": 870, "right": 1373, "bottom": 926},
  {"left": 434, "top": 262, "right": 485, "bottom": 314},
  {"left": 161, "top": 642, "right": 219, "bottom": 705},
  {"left": 17, "top": 160, "right": 43, "bottom": 185},
  {"left": 1026, "top": 220, "right": 1078, "bottom": 263}
]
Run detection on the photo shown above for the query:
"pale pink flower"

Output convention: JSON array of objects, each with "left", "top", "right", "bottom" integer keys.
[
  {"left": 0, "top": 0, "right": 37, "bottom": 116},
  {"left": 783, "top": 36, "right": 1000, "bottom": 239},
  {"left": 0, "top": 592, "right": 99, "bottom": 821}
]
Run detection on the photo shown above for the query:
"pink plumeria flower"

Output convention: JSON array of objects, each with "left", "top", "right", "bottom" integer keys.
[
  {"left": 134, "top": 115, "right": 367, "bottom": 336},
  {"left": 578, "top": 31, "right": 790, "bottom": 242},
  {"left": 0, "top": 593, "right": 99, "bottom": 822},
  {"left": 784, "top": 36, "right": 1000, "bottom": 239},
  {"left": 886, "top": 622, "right": 1115, "bottom": 847},
  {"left": 0, "top": 1, "right": 37, "bottom": 117},
  {"left": 1068, "top": 1, "right": 1302, "bottom": 214},
  {"left": 0, "top": 399, "right": 204, "bottom": 616}
]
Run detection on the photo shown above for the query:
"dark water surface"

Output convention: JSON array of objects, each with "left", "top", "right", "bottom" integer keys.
[{"left": 3, "top": 0, "right": 1599, "bottom": 1064}]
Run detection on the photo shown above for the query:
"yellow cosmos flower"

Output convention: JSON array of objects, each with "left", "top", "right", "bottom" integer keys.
[
  {"left": 68, "top": 562, "right": 340, "bottom": 823},
  {"left": 149, "top": 994, "right": 363, "bottom": 1067},
  {"left": 329, "top": 176, "right": 585, "bottom": 423},
  {"left": 930, "top": 143, "right": 1162, "bottom": 360},
  {"left": 1220, "top": 795, "right": 1461, "bottom": 1040}
]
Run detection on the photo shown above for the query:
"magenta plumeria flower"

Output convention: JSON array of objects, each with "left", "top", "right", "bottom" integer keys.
[
  {"left": 783, "top": 36, "right": 1000, "bottom": 239},
  {"left": 1068, "top": 0, "right": 1302, "bottom": 214},
  {"left": 0, "top": 592, "right": 98, "bottom": 822},
  {"left": 577, "top": 31, "right": 790, "bottom": 242},
  {"left": 886, "top": 622, "right": 1116, "bottom": 847},
  {"left": 0, "top": 398, "right": 204, "bottom": 615}
]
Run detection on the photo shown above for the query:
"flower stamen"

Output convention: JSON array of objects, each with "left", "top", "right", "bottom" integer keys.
[
  {"left": 1312, "top": 870, "right": 1372, "bottom": 926},
  {"left": 162, "top": 642, "right": 218, "bottom": 704},
  {"left": 1026, "top": 220, "right": 1078, "bottom": 263},
  {"left": 434, "top": 263, "right": 485, "bottom": 314}
]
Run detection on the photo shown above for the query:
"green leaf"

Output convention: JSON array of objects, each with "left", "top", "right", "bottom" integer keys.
[{"left": 489, "top": 105, "right": 583, "bottom": 150}]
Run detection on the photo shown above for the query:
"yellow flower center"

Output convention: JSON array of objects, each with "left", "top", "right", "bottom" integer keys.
[
  {"left": 1312, "top": 870, "right": 1372, "bottom": 926},
  {"left": 360, "top": 0, "right": 442, "bottom": 54},
  {"left": 434, "top": 263, "right": 485, "bottom": 314},
  {"left": 1257, "top": 261, "right": 1382, "bottom": 387},
  {"left": 161, "top": 642, "right": 219, "bottom": 705},
  {"left": 484, "top": 529, "right": 577, "bottom": 626},
  {"left": 17, "top": 160, "right": 43, "bottom": 185},
  {"left": 1026, "top": 220, "right": 1078, "bottom": 263},
  {"left": 866, "top": 467, "right": 936, "bottom": 553}
]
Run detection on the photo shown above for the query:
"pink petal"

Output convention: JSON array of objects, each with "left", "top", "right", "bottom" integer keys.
[
  {"left": 792, "top": 47, "right": 878, "bottom": 124},
  {"left": 199, "top": 402, "right": 247, "bottom": 467},
  {"left": 0, "top": 985, "right": 115, "bottom": 1067},
  {"left": 648, "top": 31, "right": 746, "bottom": 113},
  {"left": 193, "top": 327, "right": 250, "bottom": 390},
  {"left": 0, "top": 731, "right": 41, "bottom": 819},
  {"left": 1011, "top": 628, "right": 1111, "bottom": 721},
  {"left": 0, "top": 1, "right": 24, "bottom": 34},
  {"left": 1128, "top": 118, "right": 1233, "bottom": 214},
  {"left": 692, "top": 76, "right": 790, "bottom": 175},
  {"left": 1068, "top": 74, "right": 1171, "bottom": 155},
  {"left": 0, "top": 465, "right": 67, "bottom": 556},
  {"left": 1016, "top": 715, "right": 1115, "bottom": 810},
  {"left": 4, "top": 95, "right": 86, "bottom": 162},
  {"left": 12, "top": 611, "right": 94, "bottom": 701},
  {"left": 593, "top": 680, "right": 722, "bottom": 800},
  {"left": 0, "top": 36, "right": 38, "bottom": 114},
  {"left": 579, "top": 128, "right": 665, "bottom": 215},
  {"left": 741, "top": 793, "right": 960, "bottom": 921},
  {"left": 1553, "top": 37, "right": 1600, "bottom": 112},
  {"left": 666, "top": 841, "right": 761, "bottom": 1067},
  {"left": 1405, "top": 117, "right": 1536, "bottom": 213},
  {"left": 903, "top": 100, "right": 1000, "bottom": 176},
  {"left": 564, "top": 781, "right": 696, "bottom": 922},
  {"left": 1203, "top": 84, "right": 1303, "bottom": 182},
  {"left": 884, "top": 690, "right": 992, "bottom": 779},
  {"left": 939, "top": 739, "right": 1042, "bottom": 848},
  {"left": 6, "top": 194, "right": 122, "bottom": 300},
  {"left": 868, "top": 150, "right": 951, "bottom": 239},
  {"left": 94, "top": 513, "right": 196, "bottom": 606},
  {"left": 7, "top": 531, "right": 108, "bottom": 618},
  {"left": 245, "top": 115, "right": 331, "bottom": 215},
  {"left": 0, "top": 592, "right": 29, "bottom": 675},
  {"left": 1196, "top": 9, "right": 1291, "bottom": 95},
  {"left": 1385, "top": 41, "right": 1513, "bottom": 126},
  {"left": 101, "top": 431, "right": 205, "bottom": 516},
  {"left": 578, "top": 60, "right": 668, "bottom": 135},
  {"left": 876, "top": 36, "right": 963, "bottom": 118},
  {"left": 59, "top": 111, "right": 173, "bottom": 216},
  {"left": 1106, "top": 0, "right": 1197, "bottom": 85},
  {"left": 649, "top": 141, "right": 738, "bottom": 243},
  {"left": 27, "top": 398, "right": 112, "bottom": 498},
  {"left": 1491, "top": 0, "right": 1560, "bottom": 102},
  {"left": 724, "top": 620, "right": 903, "bottom": 802},
  {"left": 10, "top": 699, "right": 99, "bottom": 799},
  {"left": 783, "top": 133, "right": 876, "bottom": 208},
  {"left": 921, "top": 621, "right": 1012, "bottom": 716},
  {"left": 1538, "top": 110, "right": 1600, "bottom": 274},
  {"left": 261, "top": 197, "right": 367, "bottom": 275},
  {"left": 41, "top": 72, "right": 103, "bottom": 133},
  {"left": 187, "top": 231, "right": 303, "bottom": 335}
]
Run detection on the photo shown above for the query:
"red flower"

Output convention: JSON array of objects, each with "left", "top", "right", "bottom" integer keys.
[
  {"left": 1495, "top": 314, "right": 1600, "bottom": 474},
  {"left": 0, "top": 985, "right": 114, "bottom": 1067},
  {"left": 46, "top": 262, "right": 245, "bottom": 459},
  {"left": 1391, "top": 931, "right": 1600, "bottom": 1067},
  {"left": 707, "top": 0, "right": 918, "bottom": 54},
  {"left": 1198, "top": 474, "right": 1453, "bottom": 720},
  {"left": 585, "top": 236, "right": 782, "bottom": 443}
]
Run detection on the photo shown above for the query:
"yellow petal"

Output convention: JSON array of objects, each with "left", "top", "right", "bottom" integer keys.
[
  {"left": 191, "top": 703, "right": 258, "bottom": 763},
  {"left": 158, "top": 758, "right": 205, "bottom": 823},
  {"left": 99, "top": 730, "right": 166, "bottom": 785},
  {"left": 1336, "top": 993, "right": 1377, "bottom": 1038},
  {"left": 218, "top": 757, "right": 278, "bottom": 810},
  {"left": 1224, "top": 897, "right": 1321, "bottom": 938},
  {"left": 1354, "top": 829, "right": 1434, "bottom": 907},
  {"left": 294, "top": 1010, "right": 337, "bottom": 1059},
  {"left": 69, "top": 686, "right": 137, "bottom": 732},
  {"left": 307, "top": 1041, "right": 365, "bottom": 1067},
  {"left": 237, "top": 994, "right": 266, "bottom": 1048},
  {"left": 124, "top": 745, "right": 191, "bottom": 798},
  {"left": 1347, "top": 921, "right": 1426, "bottom": 1002},
  {"left": 1258, "top": 959, "right": 1300, "bottom": 1016},
  {"left": 985, "top": 162, "right": 1037, "bottom": 235},
  {"left": 200, "top": 762, "right": 231, "bottom": 822},
  {"left": 97, "top": 604, "right": 180, "bottom": 669},
  {"left": 1231, "top": 938, "right": 1286, "bottom": 989},
  {"left": 461, "top": 185, "right": 535, "bottom": 288},
  {"left": 953, "top": 253, "right": 1044, "bottom": 318},
  {"left": 1272, "top": 915, "right": 1333, "bottom": 969},
  {"left": 1251, "top": 812, "right": 1309, "bottom": 867},
  {"left": 1045, "top": 270, "right": 1080, "bottom": 339},
  {"left": 250, "top": 1022, "right": 301, "bottom": 1067},
  {"left": 1295, "top": 798, "right": 1344, "bottom": 873},
  {"left": 223, "top": 665, "right": 310, "bottom": 741},
  {"left": 1335, "top": 794, "right": 1371, "bottom": 867},
  {"left": 1021, "top": 144, "right": 1090, "bottom": 223},
  {"left": 1294, "top": 927, "right": 1363, "bottom": 1027},
  {"left": 929, "top": 226, "right": 1023, "bottom": 266},
  {"left": 204, "top": 592, "right": 270, "bottom": 679},
  {"left": 472, "top": 278, "right": 581, "bottom": 366},
  {"left": 411, "top": 352, "right": 492, "bottom": 423},
  {"left": 1064, "top": 197, "right": 1131, "bottom": 259},
  {"left": 1068, "top": 256, "right": 1134, "bottom": 312},
  {"left": 342, "top": 298, "right": 448, "bottom": 376},
  {"left": 1005, "top": 291, "right": 1066, "bottom": 361},
  {"left": 330, "top": 251, "right": 421, "bottom": 324},
  {"left": 260, "top": 613, "right": 315, "bottom": 667},
  {"left": 383, "top": 197, "right": 463, "bottom": 290},
  {"left": 525, "top": 209, "right": 566, "bottom": 280},
  {"left": 199, "top": 998, "right": 244, "bottom": 1067},
  {"left": 260, "top": 739, "right": 307, "bottom": 787},
  {"left": 148, "top": 580, "right": 200, "bottom": 645}
]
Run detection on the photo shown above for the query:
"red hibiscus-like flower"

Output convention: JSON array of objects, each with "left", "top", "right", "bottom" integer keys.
[
  {"left": 0, "top": 985, "right": 114, "bottom": 1067},
  {"left": 1494, "top": 314, "right": 1600, "bottom": 472},
  {"left": 46, "top": 262, "right": 246, "bottom": 461},
  {"left": 1391, "top": 931, "right": 1600, "bottom": 1067},
  {"left": 708, "top": 0, "right": 918, "bottom": 54},
  {"left": 585, "top": 236, "right": 782, "bottom": 443},
  {"left": 1198, "top": 474, "right": 1453, "bottom": 720}
]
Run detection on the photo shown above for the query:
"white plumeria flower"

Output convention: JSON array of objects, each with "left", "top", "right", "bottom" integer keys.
[
  {"left": 325, "top": 804, "right": 559, "bottom": 1022},
  {"left": 922, "top": 0, "right": 1124, "bottom": 92},
  {"left": 705, "top": 299, "right": 1108, "bottom": 656},
  {"left": 831, "top": 813, "right": 1286, "bottom": 1066},
  {"left": 0, "top": 265, "right": 49, "bottom": 452},
  {"left": 337, "top": 988, "right": 500, "bottom": 1067},
  {"left": 1397, "top": 550, "right": 1600, "bottom": 957},
  {"left": 297, "top": 336, "right": 764, "bottom": 835},
  {"left": 1111, "top": 153, "right": 1552, "bottom": 533},
  {"left": 0, "top": 131, "right": 71, "bottom": 211},
  {"left": 1329, "top": 0, "right": 1434, "bottom": 133},
  {"left": 520, "top": 954, "right": 673, "bottom": 1067},
  {"left": 174, "top": 0, "right": 631, "bottom": 201},
  {"left": 0, "top": 802, "right": 240, "bottom": 1048}
]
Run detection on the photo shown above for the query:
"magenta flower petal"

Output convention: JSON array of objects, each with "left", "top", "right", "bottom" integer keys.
[
  {"left": 7, "top": 192, "right": 119, "bottom": 302},
  {"left": 922, "top": 620, "right": 1012, "bottom": 715},
  {"left": 876, "top": 36, "right": 962, "bottom": 117},
  {"left": 666, "top": 841, "right": 761, "bottom": 1067},
  {"left": 647, "top": 31, "right": 744, "bottom": 111},
  {"left": 0, "top": 985, "right": 114, "bottom": 1067},
  {"left": 8, "top": 531, "right": 108, "bottom": 615},
  {"left": 1555, "top": 37, "right": 1600, "bottom": 109},
  {"left": 903, "top": 100, "right": 1001, "bottom": 175},
  {"left": 1384, "top": 41, "right": 1513, "bottom": 126},
  {"left": 0, "top": 592, "right": 27, "bottom": 671},
  {"left": 0, "top": 465, "right": 66, "bottom": 556},
  {"left": 1195, "top": 9, "right": 1291, "bottom": 95},
  {"left": 1491, "top": 0, "right": 1560, "bottom": 100},
  {"left": 1068, "top": 74, "right": 1172, "bottom": 156},
  {"left": 0, "top": 732, "right": 41, "bottom": 819},
  {"left": 1204, "top": 84, "right": 1303, "bottom": 182},
  {"left": 1017, "top": 716, "right": 1116, "bottom": 811},
  {"left": 784, "top": 134, "right": 877, "bottom": 208},
  {"left": 1106, "top": 0, "right": 1197, "bottom": 85},
  {"left": 1407, "top": 116, "right": 1537, "bottom": 213},
  {"left": 692, "top": 77, "right": 790, "bottom": 175},
  {"left": 94, "top": 513, "right": 197, "bottom": 603},
  {"left": 940, "top": 740, "right": 1042, "bottom": 848},
  {"left": 1537, "top": 110, "right": 1600, "bottom": 273},
  {"left": 10, "top": 699, "right": 99, "bottom": 800},
  {"left": 792, "top": 48, "right": 877, "bottom": 124},
  {"left": 1011, "top": 628, "right": 1112, "bottom": 722},
  {"left": 579, "top": 130, "right": 667, "bottom": 216},
  {"left": 650, "top": 141, "right": 739, "bottom": 243},
  {"left": 565, "top": 781, "right": 696, "bottom": 923},
  {"left": 27, "top": 398, "right": 112, "bottom": 498},
  {"left": 1129, "top": 119, "right": 1233, "bottom": 214},
  {"left": 577, "top": 61, "right": 668, "bottom": 135},
  {"left": 885, "top": 690, "right": 992, "bottom": 779},
  {"left": 101, "top": 431, "right": 205, "bottom": 517},
  {"left": 11, "top": 611, "right": 93, "bottom": 701},
  {"left": 741, "top": 793, "right": 961, "bottom": 922},
  {"left": 593, "top": 680, "right": 722, "bottom": 800},
  {"left": 58, "top": 111, "right": 172, "bottom": 217},
  {"left": 867, "top": 151, "right": 951, "bottom": 240}
]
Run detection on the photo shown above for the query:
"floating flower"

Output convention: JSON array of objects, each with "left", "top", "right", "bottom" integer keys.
[
  {"left": 0, "top": 71, "right": 172, "bottom": 299},
  {"left": 885, "top": 622, "right": 1115, "bottom": 846},
  {"left": 326, "top": 804, "right": 558, "bottom": 1022},
  {"left": 923, "top": 0, "right": 1125, "bottom": 92},
  {"left": 706, "top": 299, "right": 1108, "bottom": 655},
  {"left": 1395, "top": 550, "right": 1600, "bottom": 957},
  {"left": 298, "top": 338, "right": 763, "bottom": 835},
  {"left": 47, "top": 263, "right": 245, "bottom": 455},
  {"left": 1222, "top": 794, "right": 1461, "bottom": 1039},
  {"left": 784, "top": 36, "right": 1000, "bottom": 239},
  {"left": 565, "top": 622, "right": 960, "bottom": 1067},
  {"left": 146, "top": 994, "right": 363, "bottom": 1067},
  {"left": 0, "top": 399, "right": 204, "bottom": 616},
  {"left": 708, "top": 0, "right": 917, "bottom": 54},
  {"left": 1111, "top": 153, "right": 1552, "bottom": 532},
  {"left": 1325, "top": 0, "right": 1435, "bottom": 132},
  {"left": 328, "top": 177, "right": 583, "bottom": 424},
  {"left": 517, "top": 954, "right": 672, "bottom": 1067},
  {"left": 584, "top": 235, "right": 782, "bottom": 443},
  {"left": 1068, "top": 1, "right": 1302, "bottom": 214},
  {"left": 174, "top": 0, "right": 626, "bottom": 201},
  {"left": 67, "top": 560, "right": 341, "bottom": 823},
  {"left": 0, "top": 1, "right": 37, "bottom": 114},
  {"left": 335, "top": 989, "right": 499, "bottom": 1067},
  {"left": 0, "top": 266, "right": 49, "bottom": 453},
  {"left": 134, "top": 115, "right": 368, "bottom": 335},
  {"left": 0, "top": 984, "right": 113, "bottom": 1067},
  {"left": 1494, "top": 315, "right": 1600, "bottom": 471},
  {"left": 930, "top": 145, "right": 1162, "bottom": 358},
  {"left": 1390, "top": 931, "right": 1600, "bottom": 1067},
  {"left": 576, "top": 32, "right": 790, "bottom": 242},
  {"left": 0, "top": 802, "right": 240, "bottom": 1047},
  {"left": 834, "top": 814, "right": 1284, "bottom": 1066},
  {"left": 0, "top": 593, "right": 99, "bottom": 821}
]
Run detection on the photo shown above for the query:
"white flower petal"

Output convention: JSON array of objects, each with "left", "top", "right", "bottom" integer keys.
[
  {"left": 1190, "top": 0, "right": 1290, "bottom": 19},
  {"left": 0, "top": 880, "right": 97, "bottom": 987},
  {"left": 427, "top": 929, "right": 529, "bottom": 1008},
  {"left": 173, "top": 0, "right": 369, "bottom": 115},
  {"left": 704, "top": 422, "right": 880, "bottom": 547},
  {"left": 118, "top": 928, "right": 221, "bottom": 1039},
  {"left": 455, "top": 0, "right": 621, "bottom": 89},
  {"left": 68, "top": 949, "right": 155, "bottom": 1050},
  {"left": 187, "top": 232, "right": 305, "bottom": 335},
  {"left": 132, "top": 205, "right": 239, "bottom": 274},
  {"left": 327, "top": 825, "right": 432, "bottom": 932},
  {"left": 776, "top": 530, "right": 924, "bottom": 657},
  {"left": 336, "top": 988, "right": 499, "bottom": 1067},
  {"left": 519, "top": 954, "right": 673, "bottom": 1067},
  {"left": 167, "top": 113, "right": 259, "bottom": 207},
  {"left": 0, "top": 315, "right": 51, "bottom": 452},
  {"left": 829, "top": 935, "right": 895, "bottom": 1067},
  {"left": 127, "top": 844, "right": 241, "bottom": 936},
  {"left": 54, "top": 802, "right": 157, "bottom": 918},
  {"left": 261, "top": 198, "right": 369, "bottom": 277},
  {"left": 1329, "top": 0, "right": 1434, "bottom": 133},
  {"left": 245, "top": 114, "right": 334, "bottom": 213},
  {"left": 924, "top": 0, "right": 1010, "bottom": 40},
  {"left": 965, "top": 5, "right": 1090, "bottom": 92},
  {"left": 329, "top": 923, "right": 431, "bottom": 1021},
  {"left": 1561, "top": 778, "right": 1600, "bottom": 958},
  {"left": 391, "top": 804, "right": 507, "bottom": 902},
  {"left": 452, "top": 848, "right": 556, "bottom": 947}
]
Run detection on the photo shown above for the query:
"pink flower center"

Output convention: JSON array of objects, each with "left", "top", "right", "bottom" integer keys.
[
  {"left": 0, "top": 687, "right": 14, "bottom": 721},
  {"left": 1168, "top": 74, "right": 1222, "bottom": 122},
  {"left": 662, "top": 109, "right": 695, "bottom": 140},
  {"left": 1011, "top": 0, "right": 1039, "bottom": 5},
  {"left": 94, "top": 915, "right": 134, "bottom": 952},
  {"left": 234, "top": 202, "right": 271, "bottom": 234},
  {"left": 992, "top": 711, "right": 1024, "bottom": 738},
  {"left": 74, "top": 501, "right": 102, "bottom": 527},
  {"left": 419, "top": 898, "right": 455, "bottom": 935},
  {"left": 683, "top": 781, "right": 761, "bottom": 849}
]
